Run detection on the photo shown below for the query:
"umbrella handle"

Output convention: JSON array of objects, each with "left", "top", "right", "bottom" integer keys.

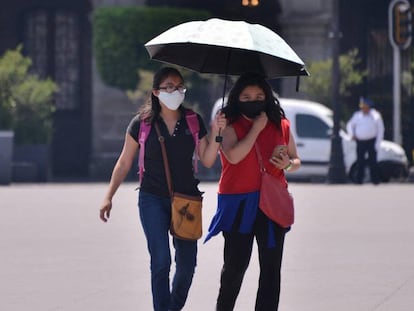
[
  {"left": 215, "top": 128, "right": 223, "bottom": 143},
  {"left": 215, "top": 49, "right": 230, "bottom": 144}
]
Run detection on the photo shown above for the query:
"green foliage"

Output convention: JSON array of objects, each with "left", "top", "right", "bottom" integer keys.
[
  {"left": 0, "top": 46, "right": 57, "bottom": 144},
  {"left": 303, "top": 49, "right": 367, "bottom": 106},
  {"left": 13, "top": 76, "right": 57, "bottom": 144},
  {"left": 402, "top": 50, "right": 414, "bottom": 94},
  {"left": 0, "top": 46, "right": 32, "bottom": 129},
  {"left": 93, "top": 6, "right": 211, "bottom": 90}
]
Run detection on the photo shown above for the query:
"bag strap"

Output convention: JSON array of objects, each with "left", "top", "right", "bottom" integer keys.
[
  {"left": 154, "top": 122, "right": 174, "bottom": 197},
  {"left": 254, "top": 143, "right": 265, "bottom": 173},
  {"left": 255, "top": 120, "right": 289, "bottom": 173},
  {"left": 185, "top": 110, "right": 200, "bottom": 173},
  {"left": 137, "top": 110, "right": 200, "bottom": 183},
  {"left": 138, "top": 120, "right": 151, "bottom": 183}
]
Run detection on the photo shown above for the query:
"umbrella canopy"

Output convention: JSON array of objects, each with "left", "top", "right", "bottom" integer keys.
[{"left": 145, "top": 18, "right": 309, "bottom": 78}]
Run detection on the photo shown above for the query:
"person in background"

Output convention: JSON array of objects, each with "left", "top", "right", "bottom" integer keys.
[
  {"left": 205, "top": 73, "right": 301, "bottom": 311},
  {"left": 346, "top": 97, "right": 384, "bottom": 184},
  {"left": 99, "top": 67, "right": 226, "bottom": 311}
]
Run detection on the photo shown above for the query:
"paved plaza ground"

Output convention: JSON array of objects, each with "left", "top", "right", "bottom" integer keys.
[{"left": 1, "top": 182, "right": 413, "bottom": 311}]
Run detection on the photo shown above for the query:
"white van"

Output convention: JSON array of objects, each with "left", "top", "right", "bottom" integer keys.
[{"left": 212, "top": 97, "right": 409, "bottom": 182}]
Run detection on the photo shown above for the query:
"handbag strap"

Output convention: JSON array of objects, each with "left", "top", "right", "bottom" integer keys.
[
  {"left": 254, "top": 121, "right": 287, "bottom": 173},
  {"left": 154, "top": 122, "right": 174, "bottom": 197},
  {"left": 254, "top": 143, "right": 265, "bottom": 173}
]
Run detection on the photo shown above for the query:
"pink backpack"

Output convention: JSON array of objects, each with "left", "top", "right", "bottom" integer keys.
[{"left": 138, "top": 110, "right": 200, "bottom": 183}]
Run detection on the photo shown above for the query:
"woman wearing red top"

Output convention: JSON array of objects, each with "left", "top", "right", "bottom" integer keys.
[{"left": 206, "top": 73, "right": 301, "bottom": 311}]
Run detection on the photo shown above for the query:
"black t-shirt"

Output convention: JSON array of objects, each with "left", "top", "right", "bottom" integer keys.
[{"left": 128, "top": 111, "right": 207, "bottom": 198}]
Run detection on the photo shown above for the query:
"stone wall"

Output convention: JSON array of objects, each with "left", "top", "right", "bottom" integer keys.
[{"left": 278, "top": 0, "right": 333, "bottom": 98}]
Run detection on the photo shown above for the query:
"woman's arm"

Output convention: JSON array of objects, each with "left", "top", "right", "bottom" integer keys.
[
  {"left": 99, "top": 133, "right": 139, "bottom": 222},
  {"left": 198, "top": 112, "right": 226, "bottom": 168},
  {"left": 269, "top": 129, "right": 301, "bottom": 172},
  {"left": 220, "top": 112, "right": 267, "bottom": 164}
]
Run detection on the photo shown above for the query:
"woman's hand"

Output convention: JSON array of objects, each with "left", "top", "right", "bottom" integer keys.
[
  {"left": 269, "top": 152, "right": 291, "bottom": 170},
  {"left": 251, "top": 112, "right": 268, "bottom": 134},
  {"left": 269, "top": 129, "right": 301, "bottom": 172},
  {"left": 212, "top": 111, "right": 227, "bottom": 134},
  {"left": 100, "top": 198, "right": 112, "bottom": 222}
]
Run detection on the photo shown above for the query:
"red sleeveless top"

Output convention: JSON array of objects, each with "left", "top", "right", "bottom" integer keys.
[{"left": 218, "top": 117, "right": 290, "bottom": 194}]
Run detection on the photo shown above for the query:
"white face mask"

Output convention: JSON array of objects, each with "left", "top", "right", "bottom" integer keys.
[{"left": 158, "top": 90, "right": 185, "bottom": 110}]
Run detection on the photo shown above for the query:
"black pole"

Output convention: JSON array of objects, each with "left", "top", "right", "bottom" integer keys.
[
  {"left": 215, "top": 49, "right": 232, "bottom": 143},
  {"left": 327, "top": 0, "right": 347, "bottom": 183}
]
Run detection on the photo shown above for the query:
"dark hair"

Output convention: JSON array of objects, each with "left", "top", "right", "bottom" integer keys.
[
  {"left": 222, "top": 73, "right": 285, "bottom": 128},
  {"left": 138, "top": 67, "right": 184, "bottom": 122}
]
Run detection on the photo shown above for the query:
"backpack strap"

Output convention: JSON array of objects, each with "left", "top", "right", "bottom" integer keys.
[
  {"left": 138, "top": 111, "right": 200, "bottom": 183},
  {"left": 138, "top": 120, "right": 151, "bottom": 183},
  {"left": 185, "top": 110, "right": 200, "bottom": 174}
]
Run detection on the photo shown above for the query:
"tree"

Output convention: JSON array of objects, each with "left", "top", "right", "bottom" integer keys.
[
  {"left": 303, "top": 49, "right": 367, "bottom": 108},
  {"left": 0, "top": 46, "right": 57, "bottom": 144}
]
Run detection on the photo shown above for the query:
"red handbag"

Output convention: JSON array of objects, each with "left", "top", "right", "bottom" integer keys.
[{"left": 255, "top": 143, "right": 294, "bottom": 228}]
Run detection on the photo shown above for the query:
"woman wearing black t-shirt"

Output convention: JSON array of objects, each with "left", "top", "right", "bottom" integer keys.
[{"left": 99, "top": 67, "right": 226, "bottom": 311}]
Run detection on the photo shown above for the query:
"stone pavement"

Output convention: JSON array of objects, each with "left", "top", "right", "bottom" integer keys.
[{"left": 1, "top": 182, "right": 413, "bottom": 311}]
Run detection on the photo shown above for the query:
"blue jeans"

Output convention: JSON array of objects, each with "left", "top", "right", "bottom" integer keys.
[{"left": 138, "top": 191, "right": 197, "bottom": 311}]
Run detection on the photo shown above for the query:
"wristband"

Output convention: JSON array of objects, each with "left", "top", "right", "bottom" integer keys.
[{"left": 284, "top": 159, "right": 293, "bottom": 171}]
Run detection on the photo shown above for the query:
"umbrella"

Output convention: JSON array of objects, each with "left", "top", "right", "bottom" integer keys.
[
  {"left": 145, "top": 18, "right": 309, "bottom": 78},
  {"left": 145, "top": 18, "right": 309, "bottom": 141}
]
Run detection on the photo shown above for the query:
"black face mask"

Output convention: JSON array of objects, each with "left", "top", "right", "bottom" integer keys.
[{"left": 238, "top": 100, "right": 267, "bottom": 119}]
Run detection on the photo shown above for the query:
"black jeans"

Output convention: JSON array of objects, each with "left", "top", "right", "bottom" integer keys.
[
  {"left": 356, "top": 138, "right": 381, "bottom": 184},
  {"left": 216, "top": 204, "right": 287, "bottom": 311}
]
